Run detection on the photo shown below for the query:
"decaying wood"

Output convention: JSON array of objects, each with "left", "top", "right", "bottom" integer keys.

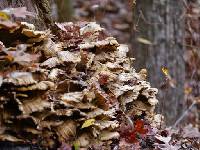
[{"left": 0, "top": 19, "right": 161, "bottom": 148}]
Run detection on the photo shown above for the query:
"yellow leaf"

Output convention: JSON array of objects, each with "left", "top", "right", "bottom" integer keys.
[
  {"left": 161, "top": 67, "right": 169, "bottom": 76},
  {"left": 0, "top": 11, "right": 10, "bottom": 20},
  {"left": 5, "top": 55, "right": 14, "bottom": 62},
  {"left": 137, "top": 37, "right": 152, "bottom": 45},
  {"left": 73, "top": 141, "right": 80, "bottom": 150},
  {"left": 81, "top": 119, "right": 95, "bottom": 128},
  {"left": 184, "top": 87, "right": 192, "bottom": 95}
]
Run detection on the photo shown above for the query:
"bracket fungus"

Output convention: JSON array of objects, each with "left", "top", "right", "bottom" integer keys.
[{"left": 0, "top": 21, "right": 160, "bottom": 148}]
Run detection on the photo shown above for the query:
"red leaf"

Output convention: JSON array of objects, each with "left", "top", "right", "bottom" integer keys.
[
  {"left": 134, "top": 120, "right": 148, "bottom": 134},
  {"left": 125, "top": 130, "right": 139, "bottom": 143},
  {"left": 98, "top": 73, "right": 109, "bottom": 85}
]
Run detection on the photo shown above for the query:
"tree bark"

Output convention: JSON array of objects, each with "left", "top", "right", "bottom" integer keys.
[
  {"left": 0, "top": 0, "right": 53, "bottom": 30},
  {"left": 131, "top": 0, "right": 185, "bottom": 125},
  {"left": 52, "top": 0, "right": 73, "bottom": 22}
]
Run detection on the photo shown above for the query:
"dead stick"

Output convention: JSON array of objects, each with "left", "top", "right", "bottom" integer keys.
[{"left": 173, "top": 101, "right": 196, "bottom": 128}]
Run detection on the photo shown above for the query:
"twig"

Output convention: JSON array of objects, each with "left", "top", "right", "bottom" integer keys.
[{"left": 173, "top": 100, "right": 196, "bottom": 128}]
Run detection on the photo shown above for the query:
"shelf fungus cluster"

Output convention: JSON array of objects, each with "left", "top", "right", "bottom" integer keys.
[{"left": 0, "top": 21, "right": 159, "bottom": 148}]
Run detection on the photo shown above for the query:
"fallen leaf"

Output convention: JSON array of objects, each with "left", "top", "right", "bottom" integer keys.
[
  {"left": 182, "top": 124, "right": 200, "bottom": 138},
  {"left": 73, "top": 141, "right": 80, "bottom": 150},
  {"left": 161, "top": 67, "right": 169, "bottom": 76},
  {"left": 81, "top": 119, "right": 95, "bottom": 128},
  {"left": 184, "top": 87, "right": 192, "bottom": 95},
  {"left": 137, "top": 37, "right": 152, "bottom": 45},
  {"left": 0, "top": 11, "right": 10, "bottom": 20}
]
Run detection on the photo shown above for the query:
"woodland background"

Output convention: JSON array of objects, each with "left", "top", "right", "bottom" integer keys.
[{"left": 0, "top": 0, "right": 199, "bottom": 149}]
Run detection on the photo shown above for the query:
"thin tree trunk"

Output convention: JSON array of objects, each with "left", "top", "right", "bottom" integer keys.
[
  {"left": 131, "top": 0, "right": 185, "bottom": 125},
  {"left": 55, "top": 0, "right": 73, "bottom": 22}
]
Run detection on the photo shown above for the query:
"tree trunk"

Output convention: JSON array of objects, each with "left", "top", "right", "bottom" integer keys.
[
  {"left": 50, "top": 0, "right": 73, "bottom": 22},
  {"left": 131, "top": 0, "right": 185, "bottom": 125},
  {"left": 0, "top": 0, "right": 53, "bottom": 149},
  {"left": 0, "top": 0, "right": 53, "bottom": 30}
]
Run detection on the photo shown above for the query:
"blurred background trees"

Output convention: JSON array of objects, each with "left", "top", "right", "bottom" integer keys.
[{"left": 50, "top": 0, "right": 73, "bottom": 22}]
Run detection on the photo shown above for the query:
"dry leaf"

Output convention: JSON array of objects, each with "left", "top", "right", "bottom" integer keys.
[
  {"left": 81, "top": 119, "right": 96, "bottom": 128},
  {"left": 137, "top": 37, "right": 152, "bottom": 45},
  {"left": 0, "top": 11, "right": 10, "bottom": 20},
  {"left": 161, "top": 67, "right": 169, "bottom": 76}
]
